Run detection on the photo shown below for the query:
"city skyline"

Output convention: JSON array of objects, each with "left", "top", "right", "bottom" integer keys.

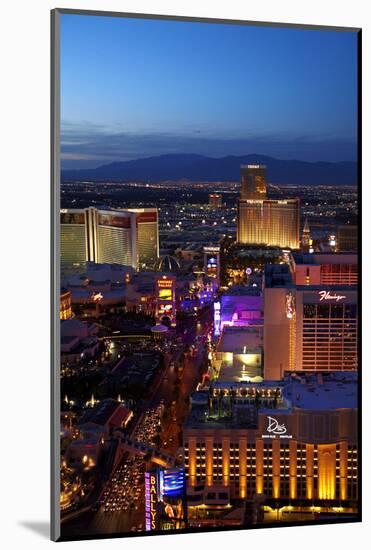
[
  {"left": 55, "top": 11, "right": 360, "bottom": 541},
  {"left": 61, "top": 14, "right": 358, "bottom": 168}
]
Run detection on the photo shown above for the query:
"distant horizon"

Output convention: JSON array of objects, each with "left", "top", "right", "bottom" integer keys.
[
  {"left": 60, "top": 151, "right": 357, "bottom": 187},
  {"left": 61, "top": 151, "right": 357, "bottom": 172},
  {"left": 61, "top": 14, "right": 357, "bottom": 170}
]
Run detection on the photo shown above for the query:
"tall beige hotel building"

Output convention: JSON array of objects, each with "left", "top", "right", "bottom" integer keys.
[
  {"left": 60, "top": 207, "right": 159, "bottom": 275},
  {"left": 237, "top": 165, "right": 300, "bottom": 250}
]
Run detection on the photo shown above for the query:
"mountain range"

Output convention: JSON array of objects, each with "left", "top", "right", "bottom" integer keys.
[{"left": 61, "top": 154, "right": 357, "bottom": 185}]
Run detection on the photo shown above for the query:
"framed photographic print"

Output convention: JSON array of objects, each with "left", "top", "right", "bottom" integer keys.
[{"left": 51, "top": 8, "right": 361, "bottom": 542}]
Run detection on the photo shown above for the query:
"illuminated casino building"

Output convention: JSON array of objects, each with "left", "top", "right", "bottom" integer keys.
[
  {"left": 94, "top": 209, "right": 137, "bottom": 266},
  {"left": 145, "top": 468, "right": 186, "bottom": 532},
  {"left": 60, "top": 207, "right": 159, "bottom": 273},
  {"left": 290, "top": 253, "right": 358, "bottom": 286},
  {"left": 219, "top": 286, "right": 263, "bottom": 329},
  {"left": 240, "top": 164, "right": 267, "bottom": 200},
  {"left": 264, "top": 253, "right": 358, "bottom": 380},
  {"left": 237, "top": 198, "right": 300, "bottom": 250},
  {"left": 127, "top": 208, "right": 159, "bottom": 269},
  {"left": 156, "top": 274, "right": 176, "bottom": 327},
  {"left": 237, "top": 165, "right": 300, "bottom": 250},
  {"left": 60, "top": 288, "right": 72, "bottom": 320},
  {"left": 203, "top": 245, "right": 221, "bottom": 287},
  {"left": 183, "top": 372, "right": 358, "bottom": 524},
  {"left": 60, "top": 209, "right": 88, "bottom": 273}
]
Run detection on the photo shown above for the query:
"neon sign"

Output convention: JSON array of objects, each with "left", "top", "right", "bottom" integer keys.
[
  {"left": 145, "top": 472, "right": 158, "bottom": 531},
  {"left": 267, "top": 416, "right": 286, "bottom": 434},
  {"left": 214, "top": 301, "right": 221, "bottom": 336},
  {"left": 262, "top": 416, "right": 292, "bottom": 439},
  {"left": 319, "top": 291, "right": 346, "bottom": 302},
  {"left": 160, "top": 468, "right": 185, "bottom": 497},
  {"left": 159, "top": 304, "right": 173, "bottom": 315},
  {"left": 146, "top": 468, "right": 186, "bottom": 532},
  {"left": 158, "top": 280, "right": 173, "bottom": 288}
]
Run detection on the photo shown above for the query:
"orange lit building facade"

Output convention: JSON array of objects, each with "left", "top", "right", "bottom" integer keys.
[
  {"left": 240, "top": 164, "right": 267, "bottom": 200},
  {"left": 290, "top": 253, "right": 358, "bottom": 286},
  {"left": 183, "top": 374, "right": 358, "bottom": 521},
  {"left": 264, "top": 256, "right": 358, "bottom": 380},
  {"left": 60, "top": 289, "right": 72, "bottom": 320},
  {"left": 237, "top": 199, "right": 300, "bottom": 250}
]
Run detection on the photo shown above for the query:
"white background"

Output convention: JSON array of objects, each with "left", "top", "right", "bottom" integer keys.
[{"left": 0, "top": 0, "right": 369, "bottom": 547}]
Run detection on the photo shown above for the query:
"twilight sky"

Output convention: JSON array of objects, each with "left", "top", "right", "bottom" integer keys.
[{"left": 60, "top": 14, "right": 358, "bottom": 169}]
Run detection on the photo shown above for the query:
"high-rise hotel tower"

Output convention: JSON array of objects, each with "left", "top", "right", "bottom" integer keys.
[
  {"left": 60, "top": 207, "right": 159, "bottom": 274},
  {"left": 263, "top": 253, "right": 358, "bottom": 380},
  {"left": 237, "top": 165, "right": 300, "bottom": 250},
  {"left": 240, "top": 164, "right": 267, "bottom": 200}
]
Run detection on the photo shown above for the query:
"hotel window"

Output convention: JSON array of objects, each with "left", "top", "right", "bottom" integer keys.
[
  {"left": 313, "top": 447, "right": 318, "bottom": 493},
  {"left": 263, "top": 445, "right": 273, "bottom": 495},
  {"left": 280, "top": 444, "right": 290, "bottom": 498},
  {"left": 184, "top": 445, "right": 189, "bottom": 476},
  {"left": 321, "top": 263, "right": 357, "bottom": 285},
  {"left": 302, "top": 303, "right": 357, "bottom": 371},
  {"left": 229, "top": 443, "right": 239, "bottom": 480},
  {"left": 347, "top": 446, "right": 358, "bottom": 500},
  {"left": 335, "top": 446, "right": 341, "bottom": 499},
  {"left": 245, "top": 444, "right": 256, "bottom": 497},
  {"left": 296, "top": 444, "right": 307, "bottom": 499}
]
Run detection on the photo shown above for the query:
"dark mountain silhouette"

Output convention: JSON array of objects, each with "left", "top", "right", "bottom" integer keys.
[{"left": 61, "top": 153, "right": 357, "bottom": 185}]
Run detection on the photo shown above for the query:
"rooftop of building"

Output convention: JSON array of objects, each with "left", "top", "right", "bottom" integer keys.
[
  {"left": 185, "top": 381, "right": 284, "bottom": 429},
  {"left": 282, "top": 371, "right": 357, "bottom": 410},
  {"left": 264, "top": 263, "right": 294, "bottom": 288},
  {"left": 78, "top": 399, "right": 127, "bottom": 427},
  {"left": 292, "top": 252, "right": 358, "bottom": 265},
  {"left": 61, "top": 318, "right": 87, "bottom": 331},
  {"left": 222, "top": 285, "right": 261, "bottom": 296},
  {"left": 184, "top": 372, "right": 357, "bottom": 429},
  {"left": 62, "top": 263, "right": 135, "bottom": 287},
  {"left": 217, "top": 326, "right": 263, "bottom": 354}
]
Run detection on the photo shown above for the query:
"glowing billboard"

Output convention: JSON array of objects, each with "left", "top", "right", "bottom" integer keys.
[
  {"left": 214, "top": 301, "right": 221, "bottom": 336},
  {"left": 145, "top": 468, "right": 186, "bottom": 532},
  {"left": 158, "top": 288, "right": 172, "bottom": 301}
]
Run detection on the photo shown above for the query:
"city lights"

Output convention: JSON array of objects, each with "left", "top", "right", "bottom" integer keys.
[{"left": 56, "top": 20, "right": 359, "bottom": 538}]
